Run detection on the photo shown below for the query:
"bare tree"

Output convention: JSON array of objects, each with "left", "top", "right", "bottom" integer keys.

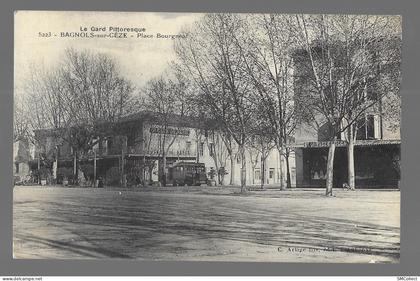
[
  {"left": 174, "top": 14, "right": 255, "bottom": 192},
  {"left": 235, "top": 14, "right": 300, "bottom": 189},
  {"left": 143, "top": 72, "right": 192, "bottom": 186},
  {"left": 22, "top": 48, "right": 135, "bottom": 183},
  {"left": 291, "top": 14, "right": 401, "bottom": 195},
  {"left": 23, "top": 64, "right": 69, "bottom": 182},
  {"left": 13, "top": 94, "right": 31, "bottom": 142}
]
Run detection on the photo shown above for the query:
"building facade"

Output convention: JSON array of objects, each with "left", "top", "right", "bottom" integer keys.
[
  {"left": 13, "top": 139, "right": 33, "bottom": 181},
  {"left": 292, "top": 39, "right": 401, "bottom": 189},
  {"left": 32, "top": 111, "right": 295, "bottom": 187}
]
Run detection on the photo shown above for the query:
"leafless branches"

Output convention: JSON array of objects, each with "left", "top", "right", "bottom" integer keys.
[{"left": 23, "top": 48, "right": 135, "bottom": 157}]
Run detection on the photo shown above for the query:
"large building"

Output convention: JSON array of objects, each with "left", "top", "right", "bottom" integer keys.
[
  {"left": 292, "top": 38, "right": 401, "bottom": 189},
  {"left": 31, "top": 111, "right": 294, "bottom": 187}
]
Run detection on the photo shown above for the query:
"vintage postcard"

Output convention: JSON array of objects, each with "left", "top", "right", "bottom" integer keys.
[{"left": 13, "top": 11, "right": 401, "bottom": 262}]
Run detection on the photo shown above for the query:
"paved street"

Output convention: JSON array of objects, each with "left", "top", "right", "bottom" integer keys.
[{"left": 13, "top": 186, "right": 400, "bottom": 262}]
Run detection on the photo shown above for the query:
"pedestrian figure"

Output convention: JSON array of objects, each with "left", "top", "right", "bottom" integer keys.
[{"left": 98, "top": 177, "right": 104, "bottom": 188}]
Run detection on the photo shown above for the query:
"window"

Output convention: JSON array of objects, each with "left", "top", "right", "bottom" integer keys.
[
  {"left": 186, "top": 141, "right": 191, "bottom": 153},
  {"left": 199, "top": 142, "right": 204, "bottom": 156},
  {"left": 366, "top": 115, "right": 375, "bottom": 139},
  {"left": 15, "top": 163, "right": 19, "bottom": 174},
  {"left": 127, "top": 133, "right": 136, "bottom": 147},
  {"left": 209, "top": 143, "right": 215, "bottom": 157},
  {"left": 356, "top": 114, "right": 381, "bottom": 140},
  {"left": 356, "top": 118, "right": 366, "bottom": 140},
  {"left": 269, "top": 168, "right": 274, "bottom": 179},
  {"left": 255, "top": 169, "right": 261, "bottom": 181},
  {"left": 106, "top": 138, "right": 113, "bottom": 155}
]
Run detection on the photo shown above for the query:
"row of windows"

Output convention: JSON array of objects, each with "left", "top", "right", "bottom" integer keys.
[
  {"left": 185, "top": 141, "right": 215, "bottom": 157},
  {"left": 254, "top": 168, "right": 276, "bottom": 181},
  {"left": 85, "top": 138, "right": 213, "bottom": 157}
]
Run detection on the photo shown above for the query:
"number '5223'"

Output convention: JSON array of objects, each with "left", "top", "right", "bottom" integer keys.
[{"left": 38, "top": 31, "right": 52, "bottom": 37}]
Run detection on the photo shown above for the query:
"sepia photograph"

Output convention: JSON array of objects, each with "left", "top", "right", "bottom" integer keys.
[{"left": 13, "top": 11, "right": 401, "bottom": 263}]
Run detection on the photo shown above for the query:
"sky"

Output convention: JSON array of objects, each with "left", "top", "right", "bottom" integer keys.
[
  {"left": 14, "top": 11, "right": 401, "bottom": 100},
  {"left": 14, "top": 11, "right": 203, "bottom": 97}
]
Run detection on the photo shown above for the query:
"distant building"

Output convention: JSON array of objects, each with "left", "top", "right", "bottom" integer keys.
[{"left": 13, "top": 139, "right": 32, "bottom": 179}]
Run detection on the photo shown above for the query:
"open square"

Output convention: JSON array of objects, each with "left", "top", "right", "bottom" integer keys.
[{"left": 13, "top": 186, "right": 400, "bottom": 262}]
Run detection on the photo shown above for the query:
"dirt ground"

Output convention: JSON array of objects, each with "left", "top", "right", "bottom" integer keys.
[{"left": 13, "top": 186, "right": 400, "bottom": 263}]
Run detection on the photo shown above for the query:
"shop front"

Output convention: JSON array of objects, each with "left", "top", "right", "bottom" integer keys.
[{"left": 295, "top": 140, "right": 400, "bottom": 189}]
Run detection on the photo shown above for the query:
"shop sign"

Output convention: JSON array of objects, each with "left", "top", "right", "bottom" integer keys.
[
  {"left": 150, "top": 126, "right": 190, "bottom": 136},
  {"left": 301, "top": 139, "right": 401, "bottom": 148},
  {"left": 304, "top": 140, "right": 347, "bottom": 148}
]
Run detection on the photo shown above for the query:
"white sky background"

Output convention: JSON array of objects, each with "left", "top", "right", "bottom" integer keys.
[
  {"left": 14, "top": 11, "right": 203, "bottom": 98},
  {"left": 14, "top": 11, "right": 401, "bottom": 100}
]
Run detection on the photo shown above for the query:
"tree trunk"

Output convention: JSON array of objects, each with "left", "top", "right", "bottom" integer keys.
[
  {"left": 196, "top": 138, "right": 200, "bottom": 163},
  {"left": 162, "top": 153, "right": 167, "bottom": 187},
  {"left": 229, "top": 155, "right": 235, "bottom": 186},
  {"left": 93, "top": 151, "right": 97, "bottom": 188},
  {"left": 278, "top": 148, "right": 286, "bottom": 190},
  {"left": 213, "top": 156, "right": 219, "bottom": 186},
  {"left": 325, "top": 138, "right": 337, "bottom": 196},
  {"left": 37, "top": 152, "right": 41, "bottom": 184},
  {"left": 347, "top": 136, "right": 355, "bottom": 190},
  {"left": 285, "top": 152, "right": 292, "bottom": 189},
  {"left": 261, "top": 156, "right": 265, "bottom": 189},
  {"left": 121, "top": 149, "right": 126, "bottom": 188},
  {"left": 217, "top": 162, "right": 224, "bottom": 185},
  {"left": 73, "top": 153, "right": 77, "bottom": 176},
  {"left": 143, "top": 155, "right": 146, "bottom": 184},
  {"left": 53, "top": 153, "right": 58, "bottom": 181},
  {"left": 73, "top": 152, "right": 78, "bottom": 185},
  {"left": 240, "top": 144, "right": 246, "bottom": 193}
]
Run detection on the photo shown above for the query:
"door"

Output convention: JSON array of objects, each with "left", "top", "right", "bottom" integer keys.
[{"left": 268, "top": 168, "right": 275, "bottom": 184}]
